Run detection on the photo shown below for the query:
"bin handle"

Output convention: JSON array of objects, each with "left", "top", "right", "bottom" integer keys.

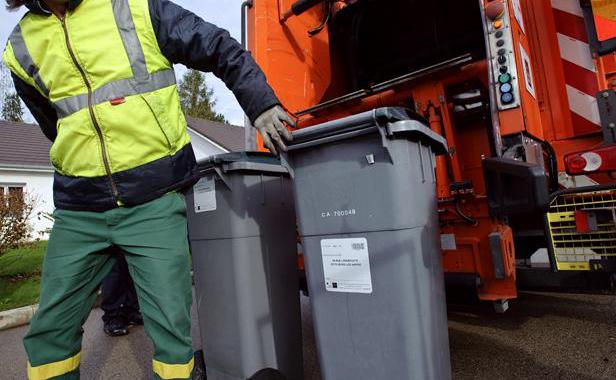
[
  {"left": 287, "top": 109, "right": 447, "bottom": 155},
  {"left": 280, "top": 154, "right": 295, "bottom": 179},
  {"left": 385, "top": 120, "right": 448, "bottom": 155},
  {"left": 290, "top": 109, "right": 384, "bottom": 144},
  {"left": 287, "top": 126, "right": 378, "bottom": 152}
]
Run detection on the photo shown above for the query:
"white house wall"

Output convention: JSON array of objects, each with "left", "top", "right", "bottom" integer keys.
[{"left": 0, "top": 168, "right": 54, "bottom": 239}]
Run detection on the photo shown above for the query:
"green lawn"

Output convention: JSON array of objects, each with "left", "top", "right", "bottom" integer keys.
[
  {"left": 0, "top": 241, "right": 46, "bottom": 311},
  {"left": 0, "top": 241, "right": 47, "bottom": 277},
  {"left": 0, "top": 277, "right": 41, "bottom": 311}
]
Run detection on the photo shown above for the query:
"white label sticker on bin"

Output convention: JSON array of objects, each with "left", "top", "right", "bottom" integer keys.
[
  {"left": 321, "top": 238, "right": 372, "bottom": 294},
  {"left": 193, "top": 176, "right": 216, "bottom": 213}
]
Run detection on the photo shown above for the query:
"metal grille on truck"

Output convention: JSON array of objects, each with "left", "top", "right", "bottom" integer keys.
[{"left": 547, "top": 189, "right": 616, "bottom": 271}]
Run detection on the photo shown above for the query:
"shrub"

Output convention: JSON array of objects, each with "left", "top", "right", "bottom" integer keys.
[{"left": 0, "top": 191, "right": 36, "bottom": 256}]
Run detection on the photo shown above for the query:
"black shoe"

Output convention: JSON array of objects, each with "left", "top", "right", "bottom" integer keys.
[
  {"left": 193, "top": 350, "right": 206, "bottom": 380},
  {"left": 103, "top": 317, "right": 129, "bottom": 337},
  {"left": 249, "top": 368, "right": 286, "bottom": 380},
  {"left": 127, "top": 312, "right": 144, "bottom": 326}
]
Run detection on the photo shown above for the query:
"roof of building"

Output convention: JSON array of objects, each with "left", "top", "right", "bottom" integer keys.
[
  {"left": 0, "top": 120, "right": 52, "bottom": 169},
  {"left": 0, "top": 117, "right": 245, "bottom": 170},
  {"left": 186, "top": 117, "right": 245, "bottom": 152}
]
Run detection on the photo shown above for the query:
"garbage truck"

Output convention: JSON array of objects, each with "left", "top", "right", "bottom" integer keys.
[{"left": 241, "top": 0, "right": 616, "bottom": 311}]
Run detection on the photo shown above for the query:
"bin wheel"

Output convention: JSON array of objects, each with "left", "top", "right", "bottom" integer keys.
[
  {"left": 299, "top": 275, "right": 309, "bottom": 297},
  {"left": 248, "top": 368, "right": 287, "bottom": 380},
  {"left": 193, "top": 350, "right": 206, "bottom": 380},
  {"left": 492, "top": 299, "right": 509, "bottom": 313}
]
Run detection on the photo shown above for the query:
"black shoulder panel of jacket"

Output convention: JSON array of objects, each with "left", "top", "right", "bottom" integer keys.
[
  {"left": 12, "top": 73, "right": 58, "bottom": 142},
  {"left": 149, "top": 0, "right": 280, "bottom": 124}
]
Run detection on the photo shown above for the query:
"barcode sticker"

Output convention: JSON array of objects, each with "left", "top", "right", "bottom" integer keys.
[{"left": 321, "top": 238, "right": 372, "bottom": 294}]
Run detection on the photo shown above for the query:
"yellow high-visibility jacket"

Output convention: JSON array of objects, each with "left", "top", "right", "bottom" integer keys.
[{"left": 3, "top": 0, "right": 279, "bottom": 211}]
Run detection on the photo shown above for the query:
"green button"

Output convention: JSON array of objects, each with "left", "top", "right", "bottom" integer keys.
[{"left": 499, "top": 73, "right": 511, "bottom": 84}]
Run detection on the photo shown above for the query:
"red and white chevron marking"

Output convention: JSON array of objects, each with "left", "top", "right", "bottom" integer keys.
[{"left": 551, "top": 0, "right": 601, "bottom": 135}]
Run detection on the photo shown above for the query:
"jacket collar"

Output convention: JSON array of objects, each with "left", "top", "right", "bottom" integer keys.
[{"left": 26, "top": 0, "right": 83, "bottom": 16}]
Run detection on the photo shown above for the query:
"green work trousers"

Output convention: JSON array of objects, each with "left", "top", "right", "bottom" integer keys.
[{"left": 24, "top": 192, "right": 194, "bottom": 380}]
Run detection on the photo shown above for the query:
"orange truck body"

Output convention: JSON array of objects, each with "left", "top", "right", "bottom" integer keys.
[{"left": 246, "top": 0, "right": 616, "bottom": 304}]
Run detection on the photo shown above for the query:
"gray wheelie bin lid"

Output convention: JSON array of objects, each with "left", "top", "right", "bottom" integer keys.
[
  {"left": 287, "top": 107, "right": 448, "bottom": 154},
  {"left": 190, "top": 152, "right": 292, "bottom": 239}
]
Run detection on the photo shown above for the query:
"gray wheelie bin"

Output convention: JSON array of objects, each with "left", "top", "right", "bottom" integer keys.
[
  {"left": 283, "top": 108, "right": 451, "bottom": 380},
  {"left": 186, "top": 152, "right": 303, "bottom": 380}
]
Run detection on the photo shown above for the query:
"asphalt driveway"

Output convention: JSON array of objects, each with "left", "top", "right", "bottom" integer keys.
[{"left": 1, "top": 291, "right": 615, "bottom": 379}]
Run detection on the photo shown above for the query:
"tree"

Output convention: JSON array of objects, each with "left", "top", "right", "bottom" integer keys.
[
  {"left": 1, "top": 92, "right": 24, "bottom": 122},
  {"left": 178, "top": 69, "right": 227, "bottom": 123}
]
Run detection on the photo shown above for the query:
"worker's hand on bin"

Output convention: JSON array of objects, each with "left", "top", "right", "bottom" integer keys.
[{"left": 253, "top": 105, "right": 296, "bottom": 155}]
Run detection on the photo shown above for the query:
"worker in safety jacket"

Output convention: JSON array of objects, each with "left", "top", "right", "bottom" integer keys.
[{"left": 2, "top": 0, "right": 295, "bottom": 379}]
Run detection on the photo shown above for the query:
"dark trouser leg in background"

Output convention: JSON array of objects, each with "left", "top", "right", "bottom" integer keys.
[{"left": 101, "top": 248, "right": 140, "bottom": 325}]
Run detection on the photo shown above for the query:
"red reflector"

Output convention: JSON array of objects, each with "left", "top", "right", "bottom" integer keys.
[
  {"left": 564, "top": 144, "right": 616, "bottom": 175},
  {"left": 574, "top": 210, "right": 590, "bottom": 233},
  {"left": 574, "top": 210, "right": 598, "bottom": 233},
  {"left": 110, "top": 97, "right": 125, "bottom": 106}
]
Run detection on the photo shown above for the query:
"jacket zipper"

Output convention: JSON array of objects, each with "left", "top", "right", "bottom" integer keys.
[{"left": 60, "top": 16, "right": 120, "bottom": 202}]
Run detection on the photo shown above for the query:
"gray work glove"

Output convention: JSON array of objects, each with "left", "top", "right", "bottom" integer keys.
[{"left": 253, "top": 105, "right": 296, "bottom": 155}]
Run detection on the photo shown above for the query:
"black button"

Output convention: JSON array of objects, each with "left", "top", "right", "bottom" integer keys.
[
  {"left": 498, "top": 55, "right": 507, "bottom": 64},
  {"left": 500, "top": 66, "right": 508, "bottom": 73},
  {"left": 496, "top": 40, "right": 505, "bottom": 47},
  {"left": 495, "top": 31, "right": 504, "bottom": 38},
  {"left": 498, "top": 48, "right": 507, "bottom": 55}
]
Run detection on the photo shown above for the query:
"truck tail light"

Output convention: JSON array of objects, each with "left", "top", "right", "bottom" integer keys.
[
  {"left": 564, "top": 144, "right": 616, "bottom": 175},
  {"left": 486, "top": 0, "right": 505, "bottom": 21}
]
